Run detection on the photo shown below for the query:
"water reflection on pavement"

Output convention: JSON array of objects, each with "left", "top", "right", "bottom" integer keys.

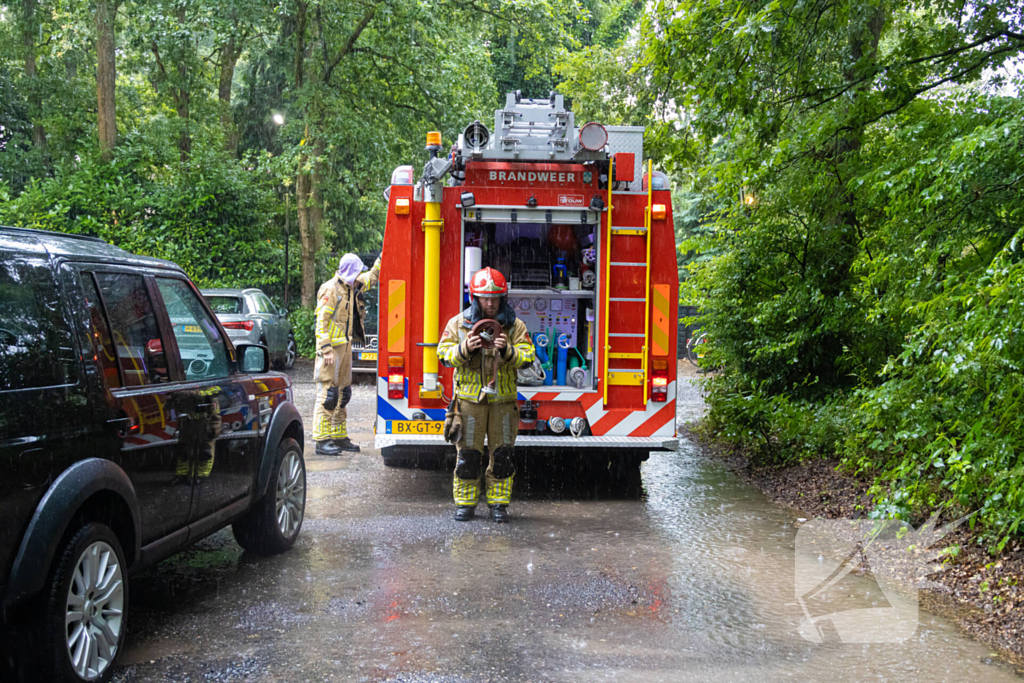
[{"left": 110, "top": 371, "right": 1018, "bottom": 682}]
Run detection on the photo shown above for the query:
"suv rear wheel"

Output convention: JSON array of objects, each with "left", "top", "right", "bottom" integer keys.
[
  {"left": 38, "top": 522, "right": 128, "bottom": 683},
  {"left": 233, "top": 438, "right": 306, "bottom": 554}
]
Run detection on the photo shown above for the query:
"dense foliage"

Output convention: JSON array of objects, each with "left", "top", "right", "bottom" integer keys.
[
  {"left": 0, "top": 0, "right": 624, "bottom": 309},
  {"left": 568, "top": 0, "right": 1022, "bottom": 549},
  {"left": 556, "top": 0, "right": 1024, "bottom": 548}
]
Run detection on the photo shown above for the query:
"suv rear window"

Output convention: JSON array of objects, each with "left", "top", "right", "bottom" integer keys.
[
  {"left": 0, "top": 256, "right": 78, "bottom": 391},
  {"left": 206, "top": 295, "right": 243, "bottom": 315},
  {"left": 95, "top": 272, "right": 170, "bottom": 386}
]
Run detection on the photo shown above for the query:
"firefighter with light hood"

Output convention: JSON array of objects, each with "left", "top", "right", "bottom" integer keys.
[
  {"left": 437, "top": 267, "right": 535, "bottom": 522},
  {"left": 313, "top": 252, "right": 380, "bottom": 455}
]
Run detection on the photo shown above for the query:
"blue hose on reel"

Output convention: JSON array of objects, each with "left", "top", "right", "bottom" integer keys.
[{"left": 556, "top": 334, "right": 570, "bottom": 386}]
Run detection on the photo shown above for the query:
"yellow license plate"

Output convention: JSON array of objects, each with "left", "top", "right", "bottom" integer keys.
[
  {"left": 360, "top": 352, "right": 377, "bottom": 361},
  {"left": 182, "top": 325, "right": 202, "bottom": 333},
  {"left": 386, "top": 420, "right": 443, "bottom": 435}
]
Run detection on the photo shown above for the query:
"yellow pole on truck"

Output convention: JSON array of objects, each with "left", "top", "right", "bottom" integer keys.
[{"left": 420, "top": 131, "right": 444, "bottom": 398}]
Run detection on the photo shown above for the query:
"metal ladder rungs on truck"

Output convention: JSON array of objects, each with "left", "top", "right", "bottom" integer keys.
[{"left": 603, "top": 158, "right": 655, "bottom": 405}]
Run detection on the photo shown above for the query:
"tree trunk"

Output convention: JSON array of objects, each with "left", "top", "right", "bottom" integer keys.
[
  {"left": 175, "top": 6, "right": 191, "bottom": 161},
  {"left": 310, "top": 136, "right": 326, "bottom": 254},
  {"left": 296, "top": 171, "right": 317, "bottom": 307},
  {"left": 831, "top": 7, "right": 885, "bottom": 278},
  {"left": 294, "top": 2, "right": 318, "bottom": 307},
  {"left": 95, "top": 0, "right": 117, "bottom": 161},
  {"left": 23, "top": 0, "right": 47, "bottom": 151},
  {"left": 219, "top": 35, "right": 239, "bottom": 154}
]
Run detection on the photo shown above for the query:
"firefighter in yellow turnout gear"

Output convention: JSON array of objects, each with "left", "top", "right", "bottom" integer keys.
[
  {"left": 313, "top": 253, "right": 381, "bottom": 455},
  {"left": 437, "top": 267, "right": 535, "bottom": 523}
]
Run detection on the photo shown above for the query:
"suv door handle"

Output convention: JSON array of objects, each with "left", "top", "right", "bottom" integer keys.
[{"left": 106, "top": 415, "right": 139, "bottom": 438}]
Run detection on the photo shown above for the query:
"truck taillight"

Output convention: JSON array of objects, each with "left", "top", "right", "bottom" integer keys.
[
  {"left": 651, "top": 360, "right": 668, "bottom": 402},
  {"left": 222, "top": 320, "right": 254, "bottom": 331},
  {"left": 388, "top": 356, "right": 405, "bottom": 399}
]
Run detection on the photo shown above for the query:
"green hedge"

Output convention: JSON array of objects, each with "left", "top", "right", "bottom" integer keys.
[{"left": 288, "top": 307, "right": 317, "bottom": 360}]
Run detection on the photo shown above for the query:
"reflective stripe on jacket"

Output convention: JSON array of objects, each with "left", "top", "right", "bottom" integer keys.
[{"left": 437, "top": 313, "right": 535, "bottom": 403}]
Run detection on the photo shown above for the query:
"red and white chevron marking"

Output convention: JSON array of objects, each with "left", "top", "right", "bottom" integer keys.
[
  {"left": 519, "top": 381, "right": 677, "bottom": 438},
  {"left": 375, "top": 379, "right": 677, "bottom": 440}
]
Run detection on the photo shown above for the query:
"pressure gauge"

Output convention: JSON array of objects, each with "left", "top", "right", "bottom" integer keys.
[
  {"left": 507, "top": 298, "right": 516, "bottom": 309},
  {"left": 518, "top": 299, "right": 531, "bottom": 311},
  {"left": 534, "top": 298, "right": 547, "bottom": 312}
]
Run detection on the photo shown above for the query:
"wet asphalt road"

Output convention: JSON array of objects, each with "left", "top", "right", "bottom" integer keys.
[{"left": 60, "top": 363, "right": 1024, "bottom": 681}]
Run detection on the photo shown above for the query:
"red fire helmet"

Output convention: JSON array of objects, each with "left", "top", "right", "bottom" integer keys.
[{"left": 469, "top": 267, "right": 508, "bottom": 298}]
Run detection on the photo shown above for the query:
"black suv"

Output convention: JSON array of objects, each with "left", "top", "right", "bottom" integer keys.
[{"left": 0, "top": 227, "right": 306, "bottom": 682}]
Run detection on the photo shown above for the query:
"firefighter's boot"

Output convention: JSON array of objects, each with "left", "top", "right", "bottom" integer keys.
[
  {"left": 454, "top": 506, "right": 476, "bottom": 522},
  {"left": 490, "top": 505, "right": 509, "bottom": 523},
  {"left": 315, "top": 440, "right": 343, "bottom": 456},
  {"left": 333, "top": 437, "right": 360, "bottom": 453}
]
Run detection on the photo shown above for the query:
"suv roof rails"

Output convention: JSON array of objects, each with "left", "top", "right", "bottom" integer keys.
[{"left": 1, "top": 225, "right": 109, "bottom": 245}]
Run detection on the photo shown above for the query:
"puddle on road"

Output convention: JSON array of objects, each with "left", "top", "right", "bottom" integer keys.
[
  {"left": 630, "top": 444, "right": 1018, "bottom": 681},
  {"left": 112, "top": 435, "right": 1020, "bottom": 683},
  {"left": 306, "top": 459, "right": 349, "bottom": 473}
]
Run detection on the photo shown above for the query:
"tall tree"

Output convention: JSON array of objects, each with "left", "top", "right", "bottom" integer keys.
[
  {"left": 292, "top": 0, "right": 316, "bottom": 307},
  {"left": 290, "top": 0, "right": 382, "bottom": 306},
  {"left": 94, "top": 0, "right": 117, "bottom": 160},
  {"left": 22, "top": 0, "right": 47, "bottom": 151}
]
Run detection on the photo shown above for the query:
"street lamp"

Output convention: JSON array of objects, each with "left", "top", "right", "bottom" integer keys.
[{"left": 740, "top": 186, "right": 758, "bottom": 208}]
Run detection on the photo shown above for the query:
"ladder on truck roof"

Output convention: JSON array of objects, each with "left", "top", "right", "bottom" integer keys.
[{"left": 602, "top": 158, "right": 655, "bottom": 406}]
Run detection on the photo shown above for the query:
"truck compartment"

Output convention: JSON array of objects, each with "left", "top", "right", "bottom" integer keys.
[{"left": 462, "top": 217, "right": 598, "bottom": 392}]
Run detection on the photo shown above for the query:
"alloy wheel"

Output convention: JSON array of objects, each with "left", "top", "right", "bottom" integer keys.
[
  {"left": 275, "top": 449, "right": 305, "bottom": 538},
  {"left": 65, "top": 541, "right": 124, "bottom": 681},
  {"left": 285, "top": 337, "right": 297, "bottom": 368}
]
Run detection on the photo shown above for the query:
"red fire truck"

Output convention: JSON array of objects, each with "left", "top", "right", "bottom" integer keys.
[{"left": 373, "top": 92, "right": 678, "bottom": 480}]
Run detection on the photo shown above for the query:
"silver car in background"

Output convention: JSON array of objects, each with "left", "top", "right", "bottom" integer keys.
[{"left": 201, "top": 288, "right": 297, "bottom": 370}]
